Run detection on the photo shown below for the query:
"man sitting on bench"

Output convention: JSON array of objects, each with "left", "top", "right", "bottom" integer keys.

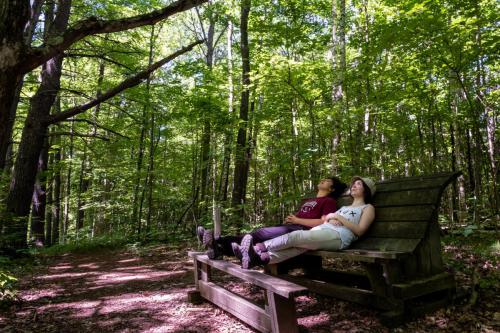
[
  {"left": 197, "top": 176, "right": 347, "bottom": 259},
  {"left": 233, "top": 177, "right": 376, "bottom": 269}
]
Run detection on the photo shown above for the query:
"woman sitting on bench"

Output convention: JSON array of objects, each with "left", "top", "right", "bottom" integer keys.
[
  {"left": 198, "top": 177, "right": 347, "bottom": 259},
  {"left": 234, "top": 176, "right": 376, "bottom": 269}
]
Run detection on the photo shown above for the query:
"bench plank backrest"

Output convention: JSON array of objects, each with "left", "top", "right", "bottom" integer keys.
[{"left": 339, "top": 172, "right": 461, "bottom": 254}]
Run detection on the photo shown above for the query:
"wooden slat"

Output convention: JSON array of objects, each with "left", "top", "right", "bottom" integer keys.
[
  {"left": 375, "top": 205, "right": 434, "bottom": 222},
  {"left": 280, "top": 274, "right": 400, "bottom": 311},
  {"left": 306, "top": 249, "right": 408, "bottom": 261},
  {"left": 372, "top": 189, "right": 440, "bottom": 207},
  {"left": 199, "top": 280, "right": 271, "bottom": 333},
  {"left": 188, "top": 253, "right": 308, "bottom": 298},
  {"left": 392, "top": 272, "right": 455, "bottom": 299},
  {"left": 365, "top": 221, "right": 428, "bottom": 239},
  {"left": 351, "top": 237, "right": 421, "bottom": 253},
  {"left": 375, "top": 172, "right": 461, "bottom": 192}
]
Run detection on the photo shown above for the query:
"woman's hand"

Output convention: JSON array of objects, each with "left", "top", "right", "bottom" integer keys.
[
  {"left": 332, "top": 214, "right": 349, "bottom": 225},
  {"left": 329, "top": 218, "right": 343, "bottom": 226}
]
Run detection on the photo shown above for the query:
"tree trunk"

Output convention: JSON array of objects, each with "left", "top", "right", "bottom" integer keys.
[
  {"left": 62, "top": 123, "right": 75, "bottom": 243},
  {"left": 331, "top": 0, "right": 346, "bottom": 174},
  {"left": 2, "top": 0, "right": 71, "bottom": 250},
  {"left": 231, "top": 0, "right": 251, "bottom": 223},
  {"left": 0, "top": 1, "right": 30, "bottom": 171},
  {"left": 29, "top": 137, "right": 49, "bottom": 247},
  {"left": 218, "top": 20, "right": 234, "bottom": 203},
  {"left": 52, "top": 129, "right": 62, "bottom": 245}
]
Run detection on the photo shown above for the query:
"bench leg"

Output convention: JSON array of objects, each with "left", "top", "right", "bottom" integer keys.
[
  {"left": 187, "top": 289, "right": 204, "bottom": 304},
  {"left": 266, "top": 290, "right": 299, "bottom": 333}
]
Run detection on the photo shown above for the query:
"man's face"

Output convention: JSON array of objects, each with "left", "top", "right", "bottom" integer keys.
[{"left": 318, "top": 178, "right": 333, "bottom": 192}]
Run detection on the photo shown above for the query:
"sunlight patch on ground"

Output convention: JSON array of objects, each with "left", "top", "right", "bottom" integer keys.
[
  {"left": 91, "top": 270, "right": 185, "bottom": 285},
  {"left": 36, "top": 271, "right": 100, "bottom": 280},
  {"left": 21, "top": 287, "right": 64, "bottom": 302},
  {"left": 117, "top": 258, "right": 140, "bottom": 263},
  {"left": 38, "top": 300, "right": 102, "bottom": 318},
  {"left": 112, "top": 265, "right": 155, "bottom": 272},
  {"left": 77, "top": 263, "right": 101, "bottom": 269},
  {"left": 96, "top": 291, "right": 185, "bottom": 315},
  {"left": 50, "top": 264, "right": 74, "bottom": 270}
]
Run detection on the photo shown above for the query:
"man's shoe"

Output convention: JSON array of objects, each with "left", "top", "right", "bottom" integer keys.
[
  {"left": 196, "top": 226, "right": 205, "bottom": 244},
  {"left": 231, "top": 242, "right": 243, "bottom": 260},
  {"left": 196, "top": 226, "right": 214, "bottom": 248}
]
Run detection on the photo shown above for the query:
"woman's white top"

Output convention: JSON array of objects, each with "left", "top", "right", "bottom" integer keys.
[{"left": 322, "top": 204, "right": 369, "bottom": 249}]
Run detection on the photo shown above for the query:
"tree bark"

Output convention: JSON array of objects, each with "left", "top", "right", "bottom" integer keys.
[
  {"left": 62, "top": 122, "right": 75, "bottom": 243},
  {"left": 330, "top": 0, "right": 346, "bottom": 174},
  {"left": 29, "top": 138, "right": 49, "bottom": 247},
  {"left": 145, "top": 25, "right": 156, "bottom": 234},
  {"left": 231, "top": 0, "right": 251, "bottom": 222},
  {"left": 218, "top": 20, "right": 234, "bottom": 203}
]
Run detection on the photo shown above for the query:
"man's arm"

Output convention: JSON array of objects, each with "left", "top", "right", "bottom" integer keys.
[{"left": 284, "top": 215, "right": 324, "bottom": 228}]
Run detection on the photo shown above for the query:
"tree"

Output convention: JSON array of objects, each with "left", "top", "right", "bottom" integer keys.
[{"left": 231, "top": 0, "right": 251, "bottom": 223}]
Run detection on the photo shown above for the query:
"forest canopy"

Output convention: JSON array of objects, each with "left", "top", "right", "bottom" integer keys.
[{"left": 0, "top": 0, "right": 498, "bottom": 249}]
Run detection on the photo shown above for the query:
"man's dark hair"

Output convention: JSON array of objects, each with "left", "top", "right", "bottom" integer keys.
[{"left": 329, "top": 176, "right": 347, "bottom": 199}]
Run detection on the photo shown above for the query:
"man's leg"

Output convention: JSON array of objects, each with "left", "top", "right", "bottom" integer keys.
[
  {"left": 216, "top": 235, "right": 243, "bottom": 256},
  {"left": 251, "top": 224, "right": 307, "bottom": 243}
]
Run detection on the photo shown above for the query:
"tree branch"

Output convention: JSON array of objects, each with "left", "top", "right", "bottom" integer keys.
[
  {"left": 47, "top": 39, "right": 203, "bottom": 125},
  {"left": 64, "top": 53, "right": 134, "bottom": 70},
  {"left": 50, "top": 132, "right": 110, "bottom": 141},
  {"left": 60, "top": 118, "right": 130, "bottom": 139},
  {"left": 21, "top": 0, "right": 209, "bottom": 73}
]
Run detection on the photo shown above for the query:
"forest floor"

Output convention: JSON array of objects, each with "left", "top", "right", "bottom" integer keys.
[{"left": 0, "top": 233, "right": 498, "bottom": 333}]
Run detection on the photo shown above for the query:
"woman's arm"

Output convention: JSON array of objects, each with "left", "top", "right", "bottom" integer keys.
[{"left": 333, "top": 205, "right": 375, "bottom": 236}]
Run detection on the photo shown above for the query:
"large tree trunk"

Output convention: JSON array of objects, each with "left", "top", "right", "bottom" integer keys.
[
  {"left": 0, "top": 1, "right": 30, "bottom": 171},
  {"left": 3, "top": 0, "right": 71, "bottom": 250},
  {"left": 231, "top": 0, "right": 251, "bottom": 223}
]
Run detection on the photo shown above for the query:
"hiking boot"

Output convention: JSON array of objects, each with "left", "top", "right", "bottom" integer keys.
[
  {"left": 240, "top": 234, "right": 261, "bottom": 269},
  {"left": 231, "top": 242, "right": 243, "bottom": 261},
  {"left": 254, "top": 242, "right": 267, "bottom": 255},
  {"left": 196, "top": 226, "right": 214, "bottom": 248}
]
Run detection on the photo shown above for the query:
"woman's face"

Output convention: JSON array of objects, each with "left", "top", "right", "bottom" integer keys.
[{"left": 350, "top": 180, "right": 365, "bottom": 198}]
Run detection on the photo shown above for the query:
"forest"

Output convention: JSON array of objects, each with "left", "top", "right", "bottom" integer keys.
[{"left": 0, "top": 0, "right": 498, "bottom": 332}]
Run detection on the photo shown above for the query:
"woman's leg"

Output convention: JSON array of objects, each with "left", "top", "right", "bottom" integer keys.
[
  {"left": 263, "top": 227, "right": 341, "bottom": 251},
  {"left": 263, "top": 227, "right": 342, "bottom": 264}
]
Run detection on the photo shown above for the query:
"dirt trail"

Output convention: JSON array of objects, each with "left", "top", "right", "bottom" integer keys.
[{"left": 0, "top": 244, "right": 497, "bottom": 332}]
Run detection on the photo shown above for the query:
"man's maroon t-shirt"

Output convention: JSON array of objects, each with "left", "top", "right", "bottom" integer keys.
[{"left": 295, "top": 196, "right": 337, "bottom": 219}]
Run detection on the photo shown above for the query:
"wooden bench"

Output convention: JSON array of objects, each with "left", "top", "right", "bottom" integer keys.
[
  {"left": 188, "top": 251, "right": 308, "bottom": 333},
  {"left": 188, "top": 172, "right": 461, "bottom": 331}
]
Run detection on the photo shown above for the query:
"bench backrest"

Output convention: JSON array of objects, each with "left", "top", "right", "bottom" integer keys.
[{"left": 338, "top": 172, "right": 461, "bottom": 253}]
